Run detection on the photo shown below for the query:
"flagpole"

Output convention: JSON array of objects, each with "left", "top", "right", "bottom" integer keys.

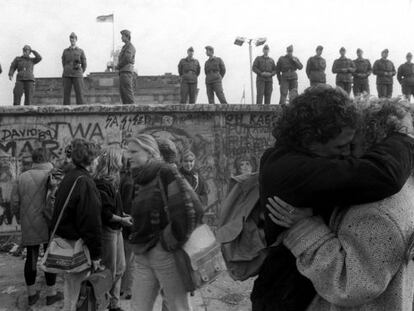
[{"left": 112, "top": 13, "right": 115, "bottom": 66}]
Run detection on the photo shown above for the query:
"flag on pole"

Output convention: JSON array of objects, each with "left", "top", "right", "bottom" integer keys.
[{"left": 96, "top": 14, "right": 114, "bottom": 22}]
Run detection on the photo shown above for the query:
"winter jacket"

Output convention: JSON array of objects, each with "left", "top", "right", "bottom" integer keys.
[
  {"left": 8, "top": 51, "right": 42, "bottom": 81},
  {"left": 373, "top": 58, "right": 396, "bottom": 85},
  {"left": 95, "top": 179, "right": 123, "bottom": 230},
  {"left": 120, "top": 169, "right": 134, "bottom": 240},
  {"left": 397, "top": 62, "right": 414, "bottom": 86},
  {"left": 51, "top": 166, "right": 102, "bottom": 260},
  {"left": 353, "top": 58, "right": 372, "bottom": 82},
  {"left": 12, "top": 162, "right": 53, "bottom": 246},
  {"left": 306, "top": 55, "right": 326, "bottom": 83},
  {"left": 179, "top": 167, "right": 208, "bottom": 206},
  {"left": 61, "top": 46, "right": 87, "bottom": 77},
  {"left": 178, "top": 57, "right": 201, "bottom": 83},
  {"left": 276, "top": 55, "right": 303, "bottom": 81},
  {"left": 285, "top": 179, "right": 414, "bottom": 311},
  {"left": 117, "top": 42, "right": 136, "bottom": 72},
  {"left": 332, "top": 57, "right": 356, "bottom": 83},
  {"left": 253, "top": 56, "right": 277, "bottom": 82},
  {"left": 204, "top": 56, "right": 226, "bottom": 84}
]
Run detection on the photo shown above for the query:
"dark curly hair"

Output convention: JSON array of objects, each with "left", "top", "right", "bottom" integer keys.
[
  {"left": 71, "top": 138, "right": 100, "bottom": 168},
  {"left": 272, "top": 85, "right": 359, "bottom": 149}
]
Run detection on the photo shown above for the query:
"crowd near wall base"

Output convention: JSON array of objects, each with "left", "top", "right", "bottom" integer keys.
[{"left": 0, "top": 104, "right": 279, "bottom": 233}]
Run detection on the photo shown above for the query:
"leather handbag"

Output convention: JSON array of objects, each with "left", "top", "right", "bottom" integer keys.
[
  {"left": 40, "top": 176, "right": 92, "bottom": 274},
  {"left": 158, "top": 172, "right": 226, "bottom": 292}
]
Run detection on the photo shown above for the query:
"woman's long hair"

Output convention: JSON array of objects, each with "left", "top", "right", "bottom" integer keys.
[{"left": 94, "top": 147, "right": 123, "bottom": 188}]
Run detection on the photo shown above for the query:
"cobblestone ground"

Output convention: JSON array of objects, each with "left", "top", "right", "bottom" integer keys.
[{"left": 0, "top": 253, "right": 254, "bottom": 311}]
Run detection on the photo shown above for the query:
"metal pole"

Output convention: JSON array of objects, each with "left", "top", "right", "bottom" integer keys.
[
  {"left": 112, "top": 13, "right": 115, "bottom": 65},
  {"left": 248, "top": 40, "right": 255, "bottom": 104}
]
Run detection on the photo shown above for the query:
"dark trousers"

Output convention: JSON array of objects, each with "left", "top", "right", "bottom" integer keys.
[
  {"left": 206, "top": 82, "right": 227, "bottom": 104},
  {"left": 310, "top": 81, "right": 325, "bottom": 87},
  {"left": 279, "top": 79, "right": 298, "bottom": 106},
  {"left": 353, "top": 80, "right": 370, "bottom": 97},
  {"left": 120, "top": 72, "right": 135, "bottom": 104},
  {"left": 25, "top": 244, "right": 56, "bottom": 286},
  {"left": 13, "top": 80, "right": 34, "bottom": 106},
  {"left": 402, "top": 84, "right": 414, "bottom": 100},
  {"left": 336, "top": 81, "right": 352, "bottom": 95},
  {"left": 377, "top": 83, "right": 393, "bottom": 98},
  {"left": 256, "top": 80, "right": 273, "bottom": 105},
  {"left": 180, "top": 82, "right": 197, "bottom": 104},
  {"left": 63, "top": 77, "right": 85, "bottom": 105}
]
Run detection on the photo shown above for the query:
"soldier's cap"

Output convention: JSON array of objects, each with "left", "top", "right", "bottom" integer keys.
[
  {"left": 287, "top": 45, "right": 293, "bottom": 52},
  {"left": 316, "top": 45, "right": 323, "bottom": 51},
  {"left": 340, "top": 47, "right": 346, "bottom": 52},
  {"left": 23, "top": 45, "right": 31, "bottom": 51},
  {"left": 187, "top": 46, "right": 194, "bottom": 52},
  {"left": 69, "top": 32, "right": 77, "bottom": 39},
  {"left": 407, "top": 52, "right": 413, "bottom": 58},
  {"left": 263, "top": 44, "right": 269, "bottom": 50},
  {"left": 120, "top": 29, "right": 131, "bottom": 37},
  {"left": 357, "top": 48, "right": 363, "bottom": 53},
  {"left": 382, "top": 48, "right": 389, "bottom": 54},
  {"left": 205, "top": 45, "right": 214, "bottom": 52}
]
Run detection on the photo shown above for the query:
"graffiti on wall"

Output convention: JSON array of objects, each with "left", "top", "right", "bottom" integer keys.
[{"left": 0, "top": 110, "right": 276, "bottom": 232}]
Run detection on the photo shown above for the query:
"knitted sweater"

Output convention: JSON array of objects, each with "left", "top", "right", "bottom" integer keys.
[{"left": 284, "top": 179, "right": 414, "bottom": 311}]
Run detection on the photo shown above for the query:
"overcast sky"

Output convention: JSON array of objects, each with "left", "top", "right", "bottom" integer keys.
[{"left": 0, "top": 0, "right": 413, "bottom": 105}]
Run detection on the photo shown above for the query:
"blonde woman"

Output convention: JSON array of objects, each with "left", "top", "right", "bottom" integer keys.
[
  {"left": 94, "top": 147, "right": 132, "bottom": 311},
  {"left": 125, "top": 134, "right": 203, "bottom": 311}
]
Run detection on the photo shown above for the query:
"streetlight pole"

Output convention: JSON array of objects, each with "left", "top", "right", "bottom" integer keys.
[{"left": 234, "top": 36, "right": 267, "bottom": 104}]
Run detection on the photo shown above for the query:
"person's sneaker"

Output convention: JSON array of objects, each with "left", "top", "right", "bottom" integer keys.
[
  {"left": 46, "top": 291, "right": 64, "bottom": 306},
  {"left": 28, "top": 291, "right": 40, "bottom": 306}
]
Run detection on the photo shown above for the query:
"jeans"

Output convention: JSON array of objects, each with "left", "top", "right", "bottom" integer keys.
[
  {"left": 279, "top": 79, "right": 298, "bottom": 105},
  {"left": 131, "top": 242, "right": 191, "bottom": 311},
  {"left": 25, "top": 244, "right": 56, "bottom": 286},
  {"left": 63, "top": 77, "right": 85, "bottom": 105},
  {"left": 102, "top": 227, "right": 126, "bottom": 308},
  {"left": 206, "top": 82, "right": 227, "bottom": 104},
  {"left": 13, "top": 80, "right": 34, "bottom": 106},
  {"left": 256, "top": 80, "right": 273, "bottom": 105},
  {"left": 121, "top": 240, "right": 135, "bottom": 296},
  {"left": 119, "top": 72, "right": 135, "bottom": 104},
  {"left": 63, "top": 270, "right": 90, "bottom": 311},
  {"left": 180, "top": 82, "right": 198, "bottom": 104}
]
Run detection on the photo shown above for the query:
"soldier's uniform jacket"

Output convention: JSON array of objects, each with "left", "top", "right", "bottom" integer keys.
[
  {"left": 252, "top": 55, "right": 277, "bottom": 82},
  {"left": 178, "top": 57, "right": 201, "bottom": 83},
  {"left": 61, "top": 46, "right": 87, "bottom": 78},
  {"left": 9, "top": 51, "right": 42, "bottom": 81},
  {"left": 118, "top": 42, "right": 136, "bottom": 72},
  {"left": 353, "top": 58, "right": 372, "bottom": 82},
  {"left": 204, "top": 56, "right": 226, "bottom": 84},
  {"left": 373, "top": 59, "right": 396, "bottom": 84},
  {"left": 306, "top": 56, "right": 326, "bottom": 83},
  {"left": 276, "top": 55, "right": 303, "bottom": 81},
  {"left": 397, "top": 62, "right": 414, "bottom": 86},
  {"left": 332, "top": 57, "right": 356, "bottom": 83}
]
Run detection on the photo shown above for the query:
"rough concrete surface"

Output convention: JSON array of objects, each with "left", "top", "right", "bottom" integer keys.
[{"left": 0, "top": 253, "right": 254, "bottom": 311}]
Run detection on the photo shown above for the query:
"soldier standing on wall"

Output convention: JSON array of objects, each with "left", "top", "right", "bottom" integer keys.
[
  {"left": 276, "top": 45, "right": 303, "bottom": 106},
  {"left": 116, "top": 29, "right": 136, "bottom": 105},
  {"left": 306, "top": 45, "right": 326, "bottom": 87},
  {"left": 332, "top": 47, "right": 355, "bottom": 95},
  {"left": 252, "top": 44, "right": 277, "bottom": 105},
  {"left": 61, "top": 32, "right": 87, "bottom": 105},
  {"left": 397, "top": 52, "right": 414, "bottom": 101},
  {"left": 353, "top": 48, "right": 372, "bottom": 96},
  {"left": 373, "top": 49, "right": 396, "bottom": 98},
  {"left": 8, "top": 45, "right": 42, "bottom": 106},
  {"left": 178, "top": 47, "right": 201, "bottom": 104},
  {"left": 204, "top": 46, "right": 227, "bottom": 104}
]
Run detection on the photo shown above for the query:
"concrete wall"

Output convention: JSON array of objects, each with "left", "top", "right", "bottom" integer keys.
[
  {"left": 0, "top": 104, "right": 279, "bottom": 233},
  {"left": 32, "top": 72, "right": 181, "bottom": 105}
]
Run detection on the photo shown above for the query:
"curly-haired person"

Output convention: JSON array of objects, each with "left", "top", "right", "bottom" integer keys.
[{"left": 251, "top": 85, "right": 414, "bottom": 311}]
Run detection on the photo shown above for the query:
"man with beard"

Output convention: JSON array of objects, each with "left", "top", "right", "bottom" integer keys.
[{"left": 251, "top": 85, "right": 414, "bottom": 311}]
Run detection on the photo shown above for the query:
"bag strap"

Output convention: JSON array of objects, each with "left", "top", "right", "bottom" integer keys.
[
  {"left": 157, "top": 173, "right": 170, "bottom": 220},
  {"left": 47, "top": 175, "right": 83, "bottom": 245}
]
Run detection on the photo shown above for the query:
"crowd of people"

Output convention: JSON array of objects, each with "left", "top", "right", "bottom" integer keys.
[
  {"left": 9, "top": 82, "right": 414, "bottom": 311},
  {"left": 2, "top": 29, "right": 414, "bottom": 106}
]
